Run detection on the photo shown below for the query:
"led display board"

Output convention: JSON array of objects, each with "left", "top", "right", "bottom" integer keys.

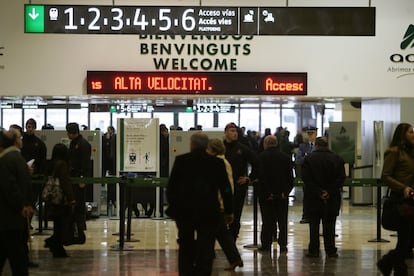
[
  {"left": 25, "top": 5, "right": 375, "bottom": 36},
  {"left": 86, "top": 71, "right": 307, "bottom": 95}
]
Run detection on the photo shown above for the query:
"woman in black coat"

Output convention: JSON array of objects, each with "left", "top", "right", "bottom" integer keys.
[{"left": 44, "top": 143, "right": 75, "bottom": 258}]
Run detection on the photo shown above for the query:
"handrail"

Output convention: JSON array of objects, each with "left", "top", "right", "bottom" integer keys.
[{"left": 33, "top": 176, "right": 388, "bottom": 249}]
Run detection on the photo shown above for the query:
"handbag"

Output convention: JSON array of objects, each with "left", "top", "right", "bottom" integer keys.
[
  {"left": 381, "top": 196, "right": 400, "bottom": 231},
  {"left": 381, "top": 187, "right": 414, "bottom": 231},
  {"left": 42, "top": 176, "right": 65, "bottom": 205}
]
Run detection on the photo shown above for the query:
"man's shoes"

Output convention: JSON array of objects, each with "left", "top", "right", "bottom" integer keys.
[
  {"left": 305, "top": 252, "right": 320, "bottom": 258},
  {"left": 327, "top": 253, "right": 338, "bottom": 258},
  {"left": 300, "top": 218, "right": 310, "bottom": 224},
  {"left": 280, "top": 247, "right": 288, "bottom": 253},
  {"left": 224, "top": 260, "right": 244, "bottom": 271},
  {"left": 258, "top": 247, "right": 271, "bottom": 253}
]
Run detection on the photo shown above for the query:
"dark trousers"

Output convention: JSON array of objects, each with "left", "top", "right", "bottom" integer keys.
[
  {"left": 216, "top": 214, "right": 242, "bottom": 264},
  {"left": 176, "top": 218, "right": 218, "bottom": 276},
  {"left": 379, "top": 217, "right": 413, "bottom": 273},
  {"left": 229, "top": 186, "right": 247, "bottom": 241},
  {"left": 259, "top": 197, "right": 288, "bottom": 249},
  {"left": 0, "top": 229, "right": 29, "bottom": 276},
  {"left": 308, "top": 214, "right": 337, "bottom": 254}
]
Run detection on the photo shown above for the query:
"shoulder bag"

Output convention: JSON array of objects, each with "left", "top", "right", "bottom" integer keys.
[{"left": 42, "top": 176, "right": 65, "bottom": 205}]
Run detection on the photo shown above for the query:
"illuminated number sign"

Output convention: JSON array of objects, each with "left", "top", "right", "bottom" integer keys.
[
  {"left": 25, "top": 5, "right": 375, "bottom": 36},
  {"left": 87, "top": 71, "right": 307, "bottom": 95}
]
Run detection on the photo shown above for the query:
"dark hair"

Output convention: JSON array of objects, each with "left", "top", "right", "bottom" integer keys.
[
  {"left": 390, "top": 123, "right": 413, "bottom": 152},
  {"left": 50, "top": 143, "right": 70, "bottom": 179},
  {"left": 51, "top": 143, "right": 69, "bottom": 162},
  {"left": 26, "top": 118, "right": 37, "bottom": 129},
  {"left": 66, "top": 122, "right": 80, "bottom": 134},
  {"left": 315, "top": 136, "right": 329, "bottom": 148}
]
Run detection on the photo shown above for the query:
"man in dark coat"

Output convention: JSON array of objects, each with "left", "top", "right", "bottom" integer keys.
[
  {"left": 257, "top": 135, "right": 293, "bottom": 252},
  {"left": 167, "top": 132, "right": 233, "bottom": 276},
  {"left": 224, "top": 122, "right": 259, "bottom": 241},
  {"left": 66, "top": 122, "right": 91, "bottom": 231},
  {"left": 21, "top": 118, "right": 47, "bottom": 215},
  {"left": 296, "top": 126, "right": 318, "bottom": 224},
  {"left": 302, "top": 136, "right": 345, "bottom": 258},
  {"left": 0, "top": 130, "right": 34, "bottom": 276}
]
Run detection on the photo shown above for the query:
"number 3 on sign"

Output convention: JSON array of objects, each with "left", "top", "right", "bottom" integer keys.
[{"left": 133, "top": 8, "right": 149, "bottom": 30}]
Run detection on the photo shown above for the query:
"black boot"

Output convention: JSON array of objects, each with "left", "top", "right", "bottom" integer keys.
[
  {"left": 377, "top": 252, "right": 394, "bottom": 276},
  {"left": 393, "top": 261, "right": 408, "bottom": 276}
]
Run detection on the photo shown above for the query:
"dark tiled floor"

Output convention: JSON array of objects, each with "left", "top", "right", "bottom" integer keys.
[{"left": 2, "top": 197, "right": 412, "bottom": 275}]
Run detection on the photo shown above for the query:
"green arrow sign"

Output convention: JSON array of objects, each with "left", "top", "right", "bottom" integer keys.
[{"left": 25, "top": 5, "right": 44, "bottom": 33}]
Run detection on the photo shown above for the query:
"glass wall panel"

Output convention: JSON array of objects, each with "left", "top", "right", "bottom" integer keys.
[
  {"left": 3, "top": 109, "right": 22, "bottom": 129},
  {"left": 240, "top": 108, "right": 259, "bottom": 132},
  {"left": 112, "top": 112, "right": 131, "bottom": 128},
  {"left": 196, "top": 113, "right": 214, "bottom": 129},
  {"left": 90, "top": 112, "right": 110, "bottom": 133},
  {"left": 46, "top": 109, "right": 66, "bottom": 130},
  {"left": 218, "top": 110, "right": 239, "bottom": 129},
  {"left": 260, "top": 108, "right": 280, "bottom": 134},
  {"left": 24, "top": 109, "right": 45, "bottom": 130},
  {"left": 324, "top": 104, "right": 341, "bottom": 134},
  {"left": 69, "top": 108, "right": 89, "bottom": 129},
  {"left": 132, "top": 113, "right": 151, "bottom": 118},
  {"left": 153, "top": 112, "right": 174, "bottom": 129},
  {"left": 281, "top": 108, "right": 300, "bottom": 141},
  {"left": 178, "top": 112, "right": 195, "bottom": 131}
]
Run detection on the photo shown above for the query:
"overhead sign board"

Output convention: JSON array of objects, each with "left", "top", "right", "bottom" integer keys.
[
  {"left": 86, "top": 71, "right": 307, "bottom": 95},
  {"left": 25, "top": 5, "right": 375, "bottom": 36}
]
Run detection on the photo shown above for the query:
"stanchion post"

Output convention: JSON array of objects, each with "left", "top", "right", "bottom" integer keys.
[
  {"left": 368, "top": 179, "right": 389, "bottom": 243},
  {"left": 118, "top": 177, "right": 126, "bottom": 249},
  {"left": 244, "top": 180, "right": 259, "bottom": 249}
]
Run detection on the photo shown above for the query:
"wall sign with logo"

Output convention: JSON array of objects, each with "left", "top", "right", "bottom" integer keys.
[
  {"left": 387, "top": 24, "right": 414, "bottom": 78},
  {"left": 25, "top": 5, "right": 375, "bottom": 36},
  {"left": 118, "top": 118, "right": 159, "bottom": 172},
  {"left": 87, "top": 71, "right": 307, "bottom": 95}
]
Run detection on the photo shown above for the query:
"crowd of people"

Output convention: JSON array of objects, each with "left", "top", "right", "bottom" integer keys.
[
  {"left": 166, "top": 122, "right": 346, "bottom": 274},
  {"left": 5, "top": 119, "right": 410, "bottom": 275}
]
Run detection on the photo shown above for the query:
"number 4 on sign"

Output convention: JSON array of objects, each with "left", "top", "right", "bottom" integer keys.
[{"left": 134, "top": 8, "right": 149, "bottom": 30}]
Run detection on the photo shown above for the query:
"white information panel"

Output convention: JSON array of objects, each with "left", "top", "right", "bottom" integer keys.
[{"left": 117, "top": 118, "right": 159, "bottom": 173}]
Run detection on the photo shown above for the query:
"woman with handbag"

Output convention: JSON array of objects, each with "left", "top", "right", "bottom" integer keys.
[
  {"left": 44, "top": 143, "right": 75, "bottom": 258},
  {"left": 378, "top": 123, "right": 414, "bottom": 276}
]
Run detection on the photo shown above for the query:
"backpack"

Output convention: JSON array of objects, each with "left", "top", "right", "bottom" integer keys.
[{"left": 42, "top": 176, "right": 65, "bottom": 205}]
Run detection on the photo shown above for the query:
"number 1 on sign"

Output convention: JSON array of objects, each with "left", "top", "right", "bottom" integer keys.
[{"left": 64, "top": 7, "right": 78, "bottom": 30}]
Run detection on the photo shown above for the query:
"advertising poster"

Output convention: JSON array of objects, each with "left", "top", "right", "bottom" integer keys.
[
  {"left": 117, "top": 118, "right": 159, "bottom": 172},
  {"left": 329, "top": 121, "right": 357, "bottom": 164}
]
